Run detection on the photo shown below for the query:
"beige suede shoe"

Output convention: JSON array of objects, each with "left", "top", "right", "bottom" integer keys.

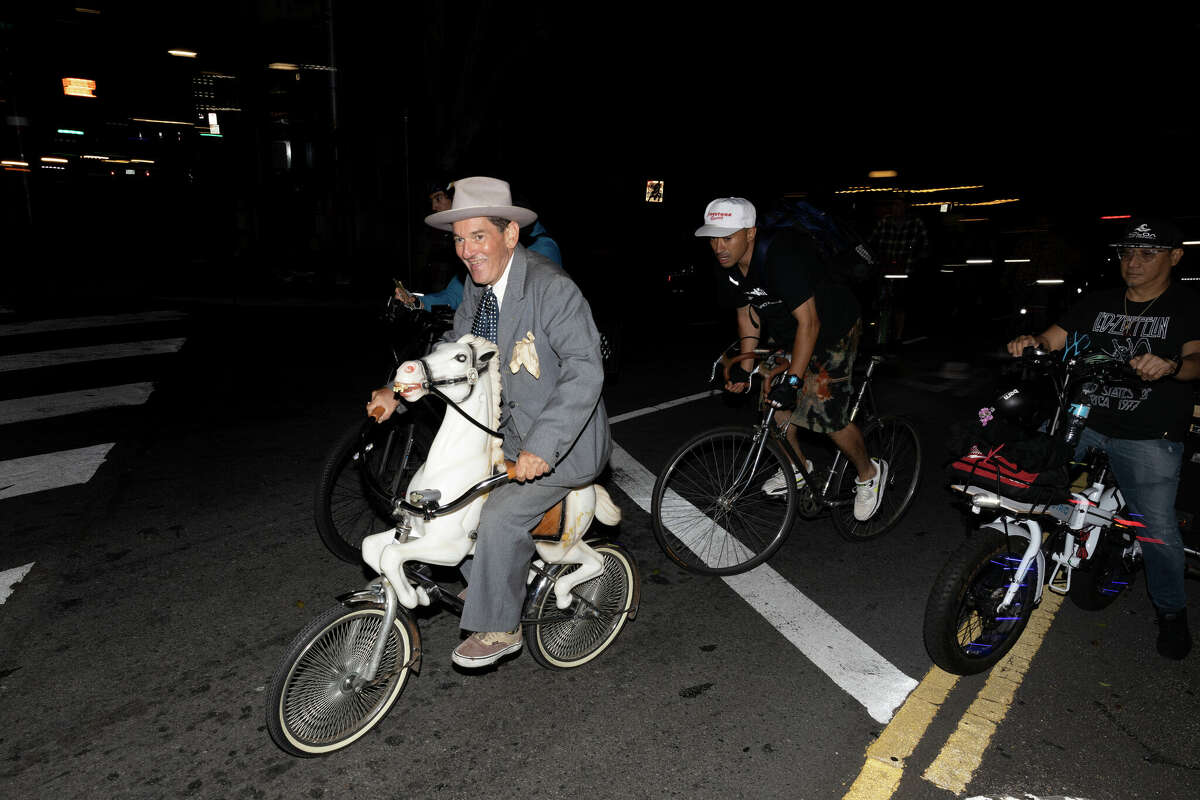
[{"left": 451, "top": 630, "right": 522, "bottom": 668}]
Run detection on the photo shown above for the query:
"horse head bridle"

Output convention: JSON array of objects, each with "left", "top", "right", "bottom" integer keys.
[{"left": 409, "top": 349, "right": 503, "bottom": 439}]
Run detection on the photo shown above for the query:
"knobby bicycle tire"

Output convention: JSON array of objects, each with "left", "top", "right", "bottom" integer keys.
[{"left": 923, "top": 530, "right": 1040, "bottom": 675}]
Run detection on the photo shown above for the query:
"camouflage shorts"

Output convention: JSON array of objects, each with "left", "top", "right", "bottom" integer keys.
[{"left": 787, "top": 322, "right": 861, "bottom": 435}]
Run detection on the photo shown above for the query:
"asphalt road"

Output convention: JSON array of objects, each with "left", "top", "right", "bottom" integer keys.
[{"left": 1, "top": 300, "right": 1197, "bottom": 800}]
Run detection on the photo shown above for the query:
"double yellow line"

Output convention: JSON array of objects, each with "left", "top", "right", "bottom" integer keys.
[{"left": 843, "top": 591, "right": 1064, "bottom": 798}]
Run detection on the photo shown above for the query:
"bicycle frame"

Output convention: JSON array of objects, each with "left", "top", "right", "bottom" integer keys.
[
  {"left": 957, "top": 440, "right": 1128, "bottom": 613},
  {"left": 757, "top": 354, "right": 885, "bottom": 508}
]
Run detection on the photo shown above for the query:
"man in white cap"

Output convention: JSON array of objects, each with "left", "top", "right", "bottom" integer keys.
[
  {"left": 696, "top": 197, "right": 887, "bottom": 521},
  {"left": 368, "top": 177, "right": 610, "bottom": 668}
]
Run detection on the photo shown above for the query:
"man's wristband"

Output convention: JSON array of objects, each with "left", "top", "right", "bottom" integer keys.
[{"left": 1167, "top": 355, "right": 1183, "bottom": 377}]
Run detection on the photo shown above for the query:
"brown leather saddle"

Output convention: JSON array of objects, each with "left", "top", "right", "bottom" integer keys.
[{"left": 530, "top": 499, "right": 567, "bottom": 543}]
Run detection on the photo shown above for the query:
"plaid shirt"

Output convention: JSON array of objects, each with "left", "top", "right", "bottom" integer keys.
[{"left": 870, "top": 215, "right": 930, "bottom": 266}]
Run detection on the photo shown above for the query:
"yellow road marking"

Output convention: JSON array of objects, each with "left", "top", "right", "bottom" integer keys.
[
  {"left": 922, "top": 590, "right": 1064, "bottom": 794},
  {"left": 844, "top": 590, "right": 1065, "bottom": 800},
  {"left": 843, "top": 667, "right": 959, "bottom": 799}
]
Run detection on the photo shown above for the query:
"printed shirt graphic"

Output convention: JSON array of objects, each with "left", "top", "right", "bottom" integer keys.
[
  {"left": 1056, "top": 283, "right": 1200, "bottom": 440},
  {"left": 714, "top": 229, "right": 859, "bottom": 349}
]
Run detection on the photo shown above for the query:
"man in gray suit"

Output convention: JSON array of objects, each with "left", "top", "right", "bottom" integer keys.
[{"left": 368, "top": 177, "right": 610, "bottom": 668}]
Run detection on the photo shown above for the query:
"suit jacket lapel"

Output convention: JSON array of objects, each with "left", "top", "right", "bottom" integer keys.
[{"left": 498, "top": 245, "right": 528, "bottom": 351}]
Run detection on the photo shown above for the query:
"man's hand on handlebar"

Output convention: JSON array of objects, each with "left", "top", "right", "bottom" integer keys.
[
  {"left": 767, "top": 380, "right": 798, "bottom": 410},
  {"left": 1006, "top": 335, "right": 1040, "bottom": 357},
  {"left": 393, "top": 285, "right": 421, "bottom": 310},
  {"left": 366, "top": 388, "right": 400, "bottom": 422},
  {"left": 724, "top": 363, "right": 752, "bottom": 394},
  {"left": 1129, "top": 352, "right": 1177, "bottom": 382},
  {"left": 512, "top": 450, "right": 550, "bottom": 482}
]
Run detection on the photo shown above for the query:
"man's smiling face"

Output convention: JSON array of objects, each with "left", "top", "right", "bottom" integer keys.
[{"left": 453, "top": 217, "right": 518, "bottom": 286}]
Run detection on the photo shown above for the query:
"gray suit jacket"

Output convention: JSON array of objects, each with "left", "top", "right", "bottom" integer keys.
[{"left": 446, "top": 246, "right": 611, "bottom": 487}]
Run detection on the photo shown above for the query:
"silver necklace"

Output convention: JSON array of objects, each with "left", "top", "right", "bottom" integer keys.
[{"left": 1123, "top": 287, "right": 1166, "bottom": 327}]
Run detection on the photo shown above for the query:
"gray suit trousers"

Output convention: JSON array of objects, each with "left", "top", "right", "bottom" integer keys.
[{"left": 460, "top": 479, "right": 571, "bottom": 632}]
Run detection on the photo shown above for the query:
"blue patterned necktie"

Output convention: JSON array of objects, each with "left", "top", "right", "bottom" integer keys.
[{"left": 471, "top": 287, "right": 499, "bottom": 343}]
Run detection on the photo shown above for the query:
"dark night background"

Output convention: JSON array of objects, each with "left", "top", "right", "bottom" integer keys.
[{"left": 3, "top": 3, "right": 1199, "bottom": 339}]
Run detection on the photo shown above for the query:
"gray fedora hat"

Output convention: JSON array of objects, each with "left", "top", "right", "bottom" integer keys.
[{"left": 424, "top": 176, "right": 538, "bottom": 232}]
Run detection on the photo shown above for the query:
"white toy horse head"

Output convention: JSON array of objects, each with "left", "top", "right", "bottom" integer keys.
[
  {"left": 391, "top": 335, "right": 505, "bottom": 478},
  {"left": 360, "top": 334, "right": 620, "bottom": 614}
]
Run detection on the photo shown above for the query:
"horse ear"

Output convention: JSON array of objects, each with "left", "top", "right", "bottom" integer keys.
[{"left": 477, "top": 349, "right": 496, "bottom": 364}]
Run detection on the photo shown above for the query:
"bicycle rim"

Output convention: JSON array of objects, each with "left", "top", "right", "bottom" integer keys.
[
  {"left": 526, "top": 544, "right": 636, "bottom": 669},
  {"left": 956, "top": 547, "right": 1039, "bottom": 660},
  {"left": 831, "top": 416, "right": 921, "bottom": 541},
  {"left": 652, "top": 427, "right": 795, "bottom": 575},
  {"left": 273, "top": 607, "right": 413, "bottom": 754},
  {"left": 318, "top": 418, "right": 429, "bottom": 561}
]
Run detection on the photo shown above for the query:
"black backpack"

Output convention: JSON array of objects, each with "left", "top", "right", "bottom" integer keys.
[{"left": 753, "top": 198, "right": 877, "bottom": 279}]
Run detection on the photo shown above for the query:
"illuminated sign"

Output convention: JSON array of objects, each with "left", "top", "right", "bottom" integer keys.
[
  {"left": 62, "top": 77, "right": 97, "bottom": 98},
  {"left": 645, "top": 180, "right": 664, "bottom": 203}
]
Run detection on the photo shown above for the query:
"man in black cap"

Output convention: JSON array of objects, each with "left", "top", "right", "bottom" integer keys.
[{"left": 1007, "top": 218, "right": 1199, "bottom": 659}]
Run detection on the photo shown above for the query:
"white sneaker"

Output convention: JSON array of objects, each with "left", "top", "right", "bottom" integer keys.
[
  {"left": 853, "top": 458, "right": 889, "bottom": 521},
  {"left": 763, "top": 460, "right": 814, "bottom": 496}
]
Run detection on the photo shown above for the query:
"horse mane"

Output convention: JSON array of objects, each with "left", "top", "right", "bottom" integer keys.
[{"left": 460, "top": 333, "right": 504, "bottom": 471}]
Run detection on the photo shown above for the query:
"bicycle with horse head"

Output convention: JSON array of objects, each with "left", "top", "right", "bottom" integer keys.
[{"left": 268, "top": 335, "right": 640, "bottom": 756}]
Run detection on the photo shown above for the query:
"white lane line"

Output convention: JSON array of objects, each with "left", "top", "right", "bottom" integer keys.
[
  {"left": 1, "top": 563, "right": 35, "bottom": 605},
  {"left": 0, "top": 382, "right": 156, "bottom": 425},
  {"left": 0, "top": 444, "right": 115, "bottom": 501},
  {"left": 608, "top": 389, "right": 721, "bottom": 424},
  {"left": 0, "top": 338, "right": 186, "bottom": 373},
  {"left": 609, "top": 442, "right": 917, "bottom": 723},
  {"left": 0, "top": 310, "right": 187, "bottom": 337}
]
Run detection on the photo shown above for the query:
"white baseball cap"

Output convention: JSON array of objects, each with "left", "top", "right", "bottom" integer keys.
[{"left": 694, "top": 197, "right": 756, "bottom": 237}]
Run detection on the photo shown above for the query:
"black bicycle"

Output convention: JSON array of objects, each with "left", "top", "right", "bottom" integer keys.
[
  {"left": 651, "top": 345, "right": 922, "bottom": 576},
  {"left": 313, "top": 290, "right": 453, "bottom": 563}
]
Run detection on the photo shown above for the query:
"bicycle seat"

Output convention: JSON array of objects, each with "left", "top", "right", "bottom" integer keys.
[{"left": 530, "top": 499, "right": 567, "bottom": 542}]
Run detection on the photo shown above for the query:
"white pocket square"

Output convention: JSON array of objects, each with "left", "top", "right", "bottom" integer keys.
[{"left": 509, "top": 331, "right": 541, "bottom": 379}]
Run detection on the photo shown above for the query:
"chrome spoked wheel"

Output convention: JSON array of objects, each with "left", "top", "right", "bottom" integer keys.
[
  {"left": 267, "top": 604, "right": 418, "bottom": 756},
  {"left": 525, "top": 543, "right": 639, "bottom": 670}
]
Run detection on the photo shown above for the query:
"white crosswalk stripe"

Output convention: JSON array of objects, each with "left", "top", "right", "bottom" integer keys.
[
  {"left": 0, "top": 563, "right": 35, "bottom": 606},
  {"left": 0, "top": 310, "right": 187, "bottom": 337},
  {"left": 0, "top": 443, "right": 116, "bottom": 500},
  {"left": 1, "top": 311, "right": 187, "bottom": 593},
  {"left": 0, "top": 338, "right": 186, "bottom": 373},
  {"left": 0, "top": 382, "right": 155, "bottom": 425}
]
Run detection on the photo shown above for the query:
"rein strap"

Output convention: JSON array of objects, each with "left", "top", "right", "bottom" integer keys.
[{"left": 427, "top": 382, "right": 504, "bottom": 439}]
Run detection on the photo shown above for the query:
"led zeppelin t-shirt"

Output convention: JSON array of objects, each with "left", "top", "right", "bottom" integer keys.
[{"left": 1056, "top": 283, "right": 1200, "bottom": 441}]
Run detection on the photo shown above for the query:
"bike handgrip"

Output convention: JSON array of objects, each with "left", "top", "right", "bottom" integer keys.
[{"left": 504, "top": 460, "right": 518, "bottom": 481}]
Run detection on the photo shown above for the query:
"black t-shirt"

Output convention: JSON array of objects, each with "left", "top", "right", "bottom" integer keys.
[
  {"left": 1056, "top": 283, "right": 1200, "bottom": 441},
  {"left": 715, "top": 228, "right": 860, "bottom": 349}
]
